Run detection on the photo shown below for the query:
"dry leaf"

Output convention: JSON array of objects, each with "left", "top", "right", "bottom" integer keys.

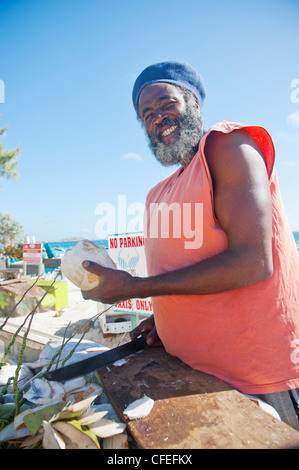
[
  {"left": 52, "top": 420, "right": 99, "bottom": 449},
  {"left": 102, "top": 432, "right": 129, "bottom": 449},
  {"left": 42, "top": 421, "right": 65, "bottom": 449},
  {"left": 88, "top": 418, "right": 126, "bottom": 438},
  {"left": 20, "top": 429, "right": 43, "bottom": 449},
  {"left": 51, "top": 394, "right": 97, "bottom": 422},
  {"left": 77, "top": 410, "right": 108, "bottom": 426}
]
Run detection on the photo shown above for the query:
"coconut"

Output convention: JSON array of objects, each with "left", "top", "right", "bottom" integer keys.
[
  {"left": 123, "top": 394, "right": 154, "bottom": 420},
  {"left": 60, "top": 239, "right": 116, "bottom": 291}
]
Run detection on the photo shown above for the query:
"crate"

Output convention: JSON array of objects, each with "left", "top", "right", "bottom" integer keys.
[
  {"left": 97, "top": 303, "right": 149, "bottom": 334},
  {"left": 29, "top": 280, "right": 68, "bottom": 310}
]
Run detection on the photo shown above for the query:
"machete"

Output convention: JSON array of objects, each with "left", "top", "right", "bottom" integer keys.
[{"left": 41, "top": 336, "right": 147, "bottom": 382}]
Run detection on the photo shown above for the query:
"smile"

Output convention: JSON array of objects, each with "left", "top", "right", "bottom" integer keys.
[{"left": 161, "top": 125, "right": 178, "bottom": 137}]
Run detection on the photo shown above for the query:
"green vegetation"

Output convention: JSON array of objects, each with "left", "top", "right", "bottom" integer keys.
[{"left": 0, "top": 116, "right": 21, "bottom": 190}]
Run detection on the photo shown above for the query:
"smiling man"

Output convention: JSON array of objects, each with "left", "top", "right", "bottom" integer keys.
[
  {"left": 138, "top": 81, "right": 205, "bottom": 168},
  {"left": 83, "top": 61, "right": 299, "bottom": 429}
]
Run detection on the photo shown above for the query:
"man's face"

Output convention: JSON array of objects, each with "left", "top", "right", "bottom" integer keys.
[{"left": 138, "top": 82, "right": 205, "bottom": 168}]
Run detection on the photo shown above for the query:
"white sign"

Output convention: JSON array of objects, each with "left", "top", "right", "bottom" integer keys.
[
  {"left": 23, "top": 243, "right": 43, "bottom": 263},
  {"left": 108, "top": 233, "right": 153, "bottom": 316}
]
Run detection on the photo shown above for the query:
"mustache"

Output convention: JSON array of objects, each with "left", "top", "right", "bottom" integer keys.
[{"left": 155, "top": 118, "right": 180, "bottom": 140}]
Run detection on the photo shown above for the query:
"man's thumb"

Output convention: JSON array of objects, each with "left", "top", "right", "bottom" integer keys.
[{"left": 82, "top": 260, "right": 103, "bottom": 274}]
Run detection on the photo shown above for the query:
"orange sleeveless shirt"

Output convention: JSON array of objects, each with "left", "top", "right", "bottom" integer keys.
[{"left": 144, "top": 121, "right": 299, "bottom": 394}]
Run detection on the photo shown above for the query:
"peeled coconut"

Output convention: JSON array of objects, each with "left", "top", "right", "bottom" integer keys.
[{"left": 60, "top": 239, "right": 116, "bottom": 290}]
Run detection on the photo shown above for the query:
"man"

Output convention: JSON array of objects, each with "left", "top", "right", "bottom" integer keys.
[{"left": 83, "top": 62, "right": 299, "bottom": 429}]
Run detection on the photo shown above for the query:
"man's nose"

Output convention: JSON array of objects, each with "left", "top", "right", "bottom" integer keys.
[{"left": 154, "top": 110, "right": 168, "bottom": 125}]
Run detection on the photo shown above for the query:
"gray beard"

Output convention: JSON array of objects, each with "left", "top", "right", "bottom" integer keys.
[{"left": 146, "top": 105, "right": 206, "bottom": 167}]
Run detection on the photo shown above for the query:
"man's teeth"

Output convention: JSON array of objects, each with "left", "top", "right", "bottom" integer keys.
[{"left": 161, "top": 125, "right": 177, "bottom": 137}]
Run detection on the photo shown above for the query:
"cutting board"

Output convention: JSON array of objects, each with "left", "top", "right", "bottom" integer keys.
[{"left": 95, "top": 346, "right": 299, "bottom": 449}]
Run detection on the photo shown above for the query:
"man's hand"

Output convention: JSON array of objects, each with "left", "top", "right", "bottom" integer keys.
[
  {"left": 81, "top": 260, "right": 136, "bottom": 304},
  {"left": 130, "top": 315, "right": 162, "bottom": 347}
]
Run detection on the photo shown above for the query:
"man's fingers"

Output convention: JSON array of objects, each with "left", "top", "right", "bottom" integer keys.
[
  {"left": 130, "top": 323, "right": 146, "bottom": 339},
  {"left": 146, "top": 326, "right": 162, "bottom": 346},
  {"left": 81, "top": 289, "right": 91, "bottom": 300},
  {"left": 82, "top": 260, "right": 105, "bottom": 275}
]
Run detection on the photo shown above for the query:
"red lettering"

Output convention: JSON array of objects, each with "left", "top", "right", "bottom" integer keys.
[
  {"left": 117, "top": 235, "right": 144, "bottom": 249},
  {"left": 109, "top": 238, "right": 118, "bottom": 248},
  {"left": 116, "top": 300, "right": 133, "bottom": 309},
  {"left": 134, "top": 299, "right": 153, "bottom": 312}
]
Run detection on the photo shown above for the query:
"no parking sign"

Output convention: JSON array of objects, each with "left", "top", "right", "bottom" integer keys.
[{"left": 107, "top": 233, "right": 153, "bottom": 316}]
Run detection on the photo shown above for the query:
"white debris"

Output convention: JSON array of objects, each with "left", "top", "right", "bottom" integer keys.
[
  {"left": 25, "top": 339, "right": 109, "bottom": 371},
  {"left": 123, "top": 394, "right": 154, "bottom": 420},
  {"left": 112, "top": 358, "right": 128, "bottom": 367},
  {"left": 0, "top": 364, "right": 34, "bottom": 393},
  {"left": 244, "top": 394, "right": 281, "bottom": 421},
  {"left": 23, "top": 378, "right": 65, "bottom": 405}
]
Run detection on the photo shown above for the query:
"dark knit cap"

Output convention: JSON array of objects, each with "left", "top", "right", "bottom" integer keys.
[{"left": 132, "top": 61, "right": 206, "bottom": 115}]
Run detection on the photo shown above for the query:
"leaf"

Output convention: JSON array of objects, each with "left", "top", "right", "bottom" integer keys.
[
  {"left": 88, "top": 418, "right": 126, "bottom": 438},
  {"left": 65, "top": 384, "right": 103, "bottom": 403},
  {"left": 52, "top": 420, "right": 100, "bottom": 449},
  {"left": 77, "top": 410, "right": 108, "bottom": 426},
  {"left": 20, "top": 430, "right": 43, "bottom": 449},
  {"left": 42, "top": 421, "right": 65, "bottom": 449},
  {"left": 102, "top": 433, "right": 129, "bottom": 449},
  {"left": 67, "top": 419, "right": 100, "bottom": 449},
  {"left": 22, "top": 401, "right": 66, "bottom": 435},
  {"left": 0, "top": 421, "right": 31, "bottom": 443},
  {"left": 50, "top": 394, "right": 98, "bottom": 422}
]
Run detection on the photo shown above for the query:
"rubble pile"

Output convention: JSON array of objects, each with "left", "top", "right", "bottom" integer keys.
[{"left": 0, "top": 338, "right": 130, "bottom": 449}]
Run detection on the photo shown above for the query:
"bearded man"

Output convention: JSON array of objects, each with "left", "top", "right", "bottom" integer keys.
[{"left": 83, "top": 62, "right": 299, "bottom": 429}]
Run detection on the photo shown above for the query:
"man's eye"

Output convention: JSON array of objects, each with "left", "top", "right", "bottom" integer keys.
[
  {"left": 163, "top": 100, "right": 176, "bottom": 108},
  {"left": 145, "top": 113, "right": 153, "bottom": 122}
]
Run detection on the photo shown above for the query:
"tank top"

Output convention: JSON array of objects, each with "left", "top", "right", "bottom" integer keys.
[{"left": 144, "top": 121, "right": 299, "bottom": 394}]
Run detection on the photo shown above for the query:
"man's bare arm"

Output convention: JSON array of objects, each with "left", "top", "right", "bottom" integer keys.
[{"left": 82, "top": 129, "right": 273, "bottom": 303}]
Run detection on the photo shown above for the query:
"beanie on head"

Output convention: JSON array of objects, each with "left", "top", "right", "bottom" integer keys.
[{"left": 132, "top": 61, "right": 206, "bottom": 115}]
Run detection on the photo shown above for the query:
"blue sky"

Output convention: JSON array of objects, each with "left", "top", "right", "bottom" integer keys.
[{"left": 0, "top": 0, "right": 298, "bottom": 241}]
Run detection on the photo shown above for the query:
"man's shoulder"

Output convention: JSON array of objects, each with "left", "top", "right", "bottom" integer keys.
[
  {"left": 206, "top": 125, "right": 254, "bottom": 148},
  {"left": 204, "top": 122, "right": 274, "bottom": 183},
  {"left": 204, "top": 121, "right": 269, "bottom": 159}
]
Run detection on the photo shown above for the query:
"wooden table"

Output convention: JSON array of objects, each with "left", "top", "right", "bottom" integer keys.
[{"left": 95, "top": 346, "right": 299, "bottom": 449}]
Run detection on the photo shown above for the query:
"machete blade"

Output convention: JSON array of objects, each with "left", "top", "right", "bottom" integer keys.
[{"left": 42, "top": 336, "right": 147, "bottom": 382}]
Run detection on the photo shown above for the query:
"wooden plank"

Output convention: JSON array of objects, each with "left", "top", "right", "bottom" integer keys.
[
  {"left": 0, "top": 321, "right": 61, "bottom": 362},
  {"left": 0, "top": 279, "right": 28, "bottom": 286},
  {"left": 95, "top": 346, "right": 299, "bottom": 449}
]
